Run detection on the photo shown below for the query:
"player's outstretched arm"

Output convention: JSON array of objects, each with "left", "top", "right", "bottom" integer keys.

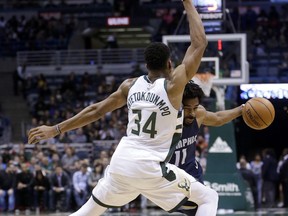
[
  {"left": 199, "top": 104, "right": 244, "bottom": 127},
  {"left": 182, "top": 0, "right": 207, "bottom": 82},
  {"left": 28, "top": 79, "right": 133, "bottom": 144},
  {"left": 167, "top": 1, "right": 207, "bottom": 110}
]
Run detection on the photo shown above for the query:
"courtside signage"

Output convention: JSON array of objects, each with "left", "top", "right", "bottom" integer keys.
[
  {"left": 107, "top": 17, "right": 130, "bottom": 26},
  {"left": 240, "top": 83, "right": 288, "bottom": 99},
  {"left": 208, "top": 137, "right": 233, "bottom": 153},
  {"left": 204, "top": 181, "right": 241, "bottom": 196}
]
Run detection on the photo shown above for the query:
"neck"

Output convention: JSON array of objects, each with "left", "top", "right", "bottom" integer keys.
[{"left": 147, "top": 72, "right": 168, "bottom": 83}]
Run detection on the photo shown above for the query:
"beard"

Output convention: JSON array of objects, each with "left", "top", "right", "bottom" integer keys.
[{"left": 183, "top": 116, "right": 195, "bottom": 126}]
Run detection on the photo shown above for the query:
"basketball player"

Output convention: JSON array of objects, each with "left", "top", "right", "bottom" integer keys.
[
  {"left": 28, "top": 1, "right": 219, "bottom": 215},
  {"left": 170, "top": 81, "right": 244, "bottom": 215}
]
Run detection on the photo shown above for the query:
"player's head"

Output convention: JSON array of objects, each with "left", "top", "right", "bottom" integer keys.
[
  {"left": 144, "top": 42, "right": 171, "bottom": 73},
  {"left": 182, "top": 81, "right": 205, "bottom": 126}
]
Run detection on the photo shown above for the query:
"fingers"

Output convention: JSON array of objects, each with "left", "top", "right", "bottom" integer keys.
[{"left": 28, "top": 127, "right": 45, "bottom": 144}]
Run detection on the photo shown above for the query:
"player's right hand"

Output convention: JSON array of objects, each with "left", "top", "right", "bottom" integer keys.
[{"left": 28, "top": 125, "right": 57, "bottom": 144}]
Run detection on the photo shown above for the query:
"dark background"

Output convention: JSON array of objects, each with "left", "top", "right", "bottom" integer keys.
[{"left": 235, "top": 97, "right": 288, "bottom": 161}]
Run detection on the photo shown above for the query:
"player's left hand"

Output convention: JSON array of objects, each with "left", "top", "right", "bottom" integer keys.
[{"left": 28, "top": 125, "right": 57, "bottom": 144}]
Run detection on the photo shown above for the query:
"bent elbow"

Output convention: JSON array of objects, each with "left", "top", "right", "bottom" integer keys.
[{"left": 199, "top": 36, "right": 208, "bottom": 50}]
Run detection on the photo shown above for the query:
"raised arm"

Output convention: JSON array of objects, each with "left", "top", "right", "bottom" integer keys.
[
  {"left": 198, "top": 104, "right": 244, "bottom": 127},
  {"left": 182, "top": 0, "right": 207, "bottom": 82},
  {"left": 28, "top": 79, "right": 133, "bottom": 144},
  {"left": 167, "top": 0, "right": 207, "bottom": 109}
]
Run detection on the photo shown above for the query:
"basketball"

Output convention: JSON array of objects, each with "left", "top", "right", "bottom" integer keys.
[{"left": 242, "top": 97, "right": 275, "bottom": 130}]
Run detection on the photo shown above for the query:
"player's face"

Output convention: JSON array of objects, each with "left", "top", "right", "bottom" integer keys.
[{"left": 183, "top": 98, "right": 200, "bottom": 126}]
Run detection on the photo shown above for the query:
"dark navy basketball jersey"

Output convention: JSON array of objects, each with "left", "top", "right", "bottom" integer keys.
[{"left": 169, "top": 119, "right": 204, "bottom": 183}]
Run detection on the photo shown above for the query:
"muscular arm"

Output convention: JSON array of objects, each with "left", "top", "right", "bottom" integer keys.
[
  {"left": 168, "top": 0, "right": 207, "bottom": 109},
  {"left": 197, "top": 105, "right": 243, "bottom": 127},
  {"left": 182, "top": 0, "right": 207, "bottom": 81},
  {"left": 28, "top": 79, "right": 134, "bottom": 144}
]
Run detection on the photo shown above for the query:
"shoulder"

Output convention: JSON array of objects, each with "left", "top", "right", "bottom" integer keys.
[
  {"left": 119, "top": 77, "right": 139, "bottom": 96},
  {"left": 168, "top": 64, "right": 187, "bottom": 85},
  {"left": 122, "top": 77, "right": 138, "bottom": 87},
  {"left": 196, "top": 105, "right": 207, "bottom": 125}
]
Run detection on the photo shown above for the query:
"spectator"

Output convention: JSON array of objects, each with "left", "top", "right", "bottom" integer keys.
[
  {"left": 237, "top": 155, "right": 251, "bottom": 170},
  {"left": 0, "top": 163, "right": 16, "bottom": 212},
  {"left": 32, "top": 169, "right": 50, "bottom": 212},
  {"left": 61, "top": 72, "right": 78, "bottom": 98},
  {"left": 239, "top": 158, "right": 258, "bottom": 209},
  {"left": 50, "top": 153, "right": 60, "bottom": 170},
  {"left": 39, "top": 156, "right": 53, "bottom": 175},
  {"left": 49, "top": 165, "right": 71, "bottom": 212},
  {"left": 13, "top": 63, "right": 27, "bottom": 97},
  {"left": 72, "top": 163, "right": 89, "bottom": 209},
  {"left": 262, "top": 148, "right": 279, "bottom": 208},
  {"left": 14, "top": 163, "right": 34, "bottom": 214},
  {"left": 279, "top": 149, "right": 288, "bottom": 208},
  {"left": 104, "top": 33, "right": 118, "bottom": 49},
  {"left": 69, "top": 128, "right": 87, "bottom": 143},
  {"left": 61, "top": 147, "right": 79, "bottom": 176},
  {"left": 88, "top": 163, "right": 104, "bottom": 191},
  {"left": 250, "top": 153, "right": 263, "bottom": 208}
]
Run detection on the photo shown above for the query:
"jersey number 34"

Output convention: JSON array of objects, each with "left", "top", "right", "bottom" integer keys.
[{"left": 131, "top": 109, "right": 158, "bottom": 138}]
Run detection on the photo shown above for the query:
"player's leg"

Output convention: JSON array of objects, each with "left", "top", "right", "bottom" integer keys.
[
  {"left": 178, "top": 202, "right": 198, "bottom": 216},
  {"left": 141, "top": 164, "right": 218, "bottom": 215},
  {"left": 69, "top": 197, "right": 107, "bottom": 216},
  {"left": 178, "top": 161, "right": 204, "bottom": 215},
  {"left": 188, "top": 180, "right": 218, "bottom": 216}
]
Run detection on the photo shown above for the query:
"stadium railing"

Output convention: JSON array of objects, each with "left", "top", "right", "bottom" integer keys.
[{"left": 17, "top": 48, "right": 146, "bottom": 75}]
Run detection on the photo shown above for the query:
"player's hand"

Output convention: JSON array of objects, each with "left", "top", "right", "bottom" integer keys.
[{"left": 28, "top": 125, "right": 57, "bottom": 144}]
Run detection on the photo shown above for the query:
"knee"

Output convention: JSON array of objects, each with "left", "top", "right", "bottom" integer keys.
[
  {"left": 204, "top": 188, "right": 218, "bottom": 206},
  {"left": 210, "top": 189, "right": 219, "bottom": 204}
]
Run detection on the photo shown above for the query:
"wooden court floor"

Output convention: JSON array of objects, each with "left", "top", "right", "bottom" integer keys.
[{"left": 3, "top": 208, "right": 288, "bottom": 216}]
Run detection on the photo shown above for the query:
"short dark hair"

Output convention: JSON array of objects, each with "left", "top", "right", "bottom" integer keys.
[
  {"left": 182, "top": 81, "right": 205, "bottom": 103},
  {"left": 144, "top": 42, "right": 170, "bottom": 71}
]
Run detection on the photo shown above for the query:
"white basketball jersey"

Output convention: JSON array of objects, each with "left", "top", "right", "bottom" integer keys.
[{"left": 109, "top": 75, "right": 183, "bottom": 178}]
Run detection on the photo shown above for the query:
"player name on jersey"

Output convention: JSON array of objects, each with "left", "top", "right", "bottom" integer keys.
[{"left": 127, "top": 91, "right": 171, "bottom": 116}]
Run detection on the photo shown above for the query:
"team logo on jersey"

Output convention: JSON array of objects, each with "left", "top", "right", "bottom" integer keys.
[{"left": 178, "top": 178, "right": 191, "bottom": 192}]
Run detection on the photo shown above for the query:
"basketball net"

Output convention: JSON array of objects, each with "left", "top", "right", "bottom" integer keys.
[
  {"left": 192, "top": 72, "right": 226, "bottom": 111},
  {"left": 212, "top": 85, "right": 226, "bottom": 111},
  {"left": 192, "top": 72, "right": 214, "bottom": 97}
]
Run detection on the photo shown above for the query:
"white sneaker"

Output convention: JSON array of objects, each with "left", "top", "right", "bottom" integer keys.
[
  {"left": 25, "top": 209, "right": 30, "bottom": 215},
  {"left": 15, "top": 209, "right": 20, "bottom": 215}
]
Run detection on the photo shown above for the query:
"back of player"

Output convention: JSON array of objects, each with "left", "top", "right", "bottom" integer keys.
[{"left": 110, "top": 75, "right": 181, "bottom": 178}]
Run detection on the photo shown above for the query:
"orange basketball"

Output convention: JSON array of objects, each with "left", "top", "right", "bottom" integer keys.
[{"left": 242, "top": 97, "right": 275, "bottom": 130}]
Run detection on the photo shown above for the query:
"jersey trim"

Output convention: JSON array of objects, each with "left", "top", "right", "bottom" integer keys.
[
  {"left": 144, "top": 75, "right": 152, "bottom": 83},
  {"left": 91, "top": 194, "right": 122, "bottom": 208},
  {"left": 168, "top": 197, "right": 189, "bottom": 213},
  {"left": 164, "top": 79, "right": 168, "bottom": 93},
  {"left": 129, "top": 77, "right": 139, "bottom": 89},
  {"left": 160, "top": 132, "right": 182, "bottom": 180}
]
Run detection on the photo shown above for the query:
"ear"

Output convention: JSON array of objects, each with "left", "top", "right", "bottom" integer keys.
[{"left": 168, "top": 60, "right": 172, "bottom": 69}]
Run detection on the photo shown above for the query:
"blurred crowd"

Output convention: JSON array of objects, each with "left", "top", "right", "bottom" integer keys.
[
  {"left": 0, "top": 143, "right": 118, "bottom": 214},
  {"left": 20, "top": 71, "right": 129, "bottom": 144},
  {"left": 0, "top": 14, "right": 76, "bottom": 55},
  {"left": 237, "top": 148, "right": 288, "bottom": 210}
]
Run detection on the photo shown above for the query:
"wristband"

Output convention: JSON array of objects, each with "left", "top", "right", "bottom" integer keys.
[{"left": 55, "top": 124, "right": 62, "bottom": 135}]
